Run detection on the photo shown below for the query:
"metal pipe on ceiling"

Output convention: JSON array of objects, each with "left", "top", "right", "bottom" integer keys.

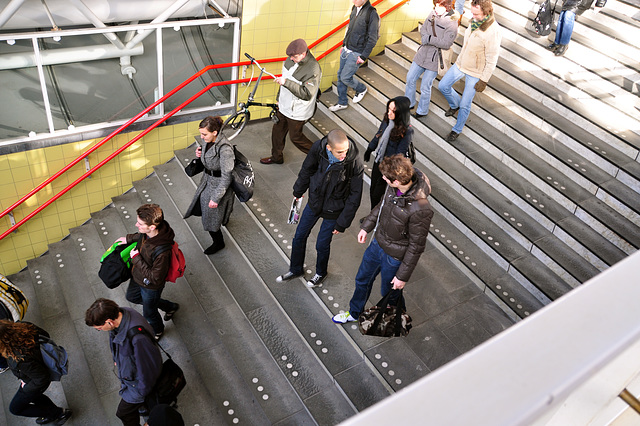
[
  {"left": 0, "top": 43, "right": 144, "bottom": 70},
  {"left": 0, "top": 0, "right": 26, "bottom": 28},
  {"left": 125, "top": 0, "right": 191, "bottom": 49},
  {"left": 68, "top": 0, "right": 126, "bottom": 50}
]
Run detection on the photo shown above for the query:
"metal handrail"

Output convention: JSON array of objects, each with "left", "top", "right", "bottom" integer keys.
[{"left": 0, "top": 0, "right": 409, "bottom": 241}]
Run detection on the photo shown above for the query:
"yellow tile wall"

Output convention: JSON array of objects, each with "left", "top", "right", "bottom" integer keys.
[
  {"left": 239, "top": 0, "right": 430, "bottom": 120},
  {"left": 0, "top": 0, "right": 427, "bottom": 275}
]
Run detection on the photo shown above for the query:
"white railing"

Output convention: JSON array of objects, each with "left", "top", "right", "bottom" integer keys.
[
  {"left": 0, "top": 16, "right": 240, "bottom": 145},
  {"left": 342, "top": 250, "right": 640, "bottom": 426}
]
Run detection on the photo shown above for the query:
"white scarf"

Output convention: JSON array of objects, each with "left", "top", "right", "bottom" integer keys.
[{"left": 375, "top": 120, "right": 395, "bottom": 163}]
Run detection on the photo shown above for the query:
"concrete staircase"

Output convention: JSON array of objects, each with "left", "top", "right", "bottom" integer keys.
[{"left": 2, "top": 0, "right": 639, "bottom": 423}]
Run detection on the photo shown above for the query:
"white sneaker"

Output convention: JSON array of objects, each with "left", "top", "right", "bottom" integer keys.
[
  {"left": 332, "top": 311, "right": 357, "bottom": 323},
  {"left": 352, "top": 87, "right": 367, "bottom": 103},
  {"left": 329, "top": 104, "right": 348, "bottom": 112},
  {"left": 306, "top": 273, "right": 326, "bottom": 287}
]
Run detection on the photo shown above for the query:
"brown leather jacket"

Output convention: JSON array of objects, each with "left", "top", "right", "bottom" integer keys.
[
  {"left": 126, "top": 220, "right": 175, "bottom": 290},
  {"left": 361, "top": 168, "right": 434, "bottom": 282}
]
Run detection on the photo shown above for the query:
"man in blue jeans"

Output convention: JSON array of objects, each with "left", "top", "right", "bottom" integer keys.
[
  {"left": 333, "top": 155, "right": 433, "bottom": 324},
  {"left": 276, "top": 129, "right": 363, "bottom": 288},
  {"left": 438, "top": 0, "right": 501, "bottom": 142},
  {"left": 328, "top": 0, "right": 380, "bottom": 112}
]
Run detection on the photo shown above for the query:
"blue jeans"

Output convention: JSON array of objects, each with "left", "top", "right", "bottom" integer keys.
[
  {"left": 349, "top": 238, "right": 402, "bottom": 317},
  {"left": 290, "top": 204, "right": 336, "bottom": 276},
  {"left": 554, "top": 10, "right": 575, "bottom": 45},
  {"left": 438, "top": 63, "right": 479, "bottom": 134},
  {"left": 337, "top": 49, "right": 366, "bottom": 106},
  {"left": 455, "top": 0, "right": 465, "bottom": 14},
  {"left": 126, "top": 280, "right": 177, "bottom": 334},
  {"left": 405, "top": 62, "right": 438, "bottom": 115}
]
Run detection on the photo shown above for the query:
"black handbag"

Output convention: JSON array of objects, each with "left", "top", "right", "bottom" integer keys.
[
  {"left": 358, "top": 289, "right": 412, "bottom": 337},
  {"left": 184, "top": 158, "right": 204, "bottom": 177}
]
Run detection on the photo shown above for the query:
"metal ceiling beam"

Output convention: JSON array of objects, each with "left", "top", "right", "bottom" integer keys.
[
  {"left": 0, "top": 0, "right": 26, "bottom": 28},
  {"left": 69, "top": 0, "right": 126, "bottom": 50},
  {"left": 125, "top": 0, "right": 191, "bottom": 49}
]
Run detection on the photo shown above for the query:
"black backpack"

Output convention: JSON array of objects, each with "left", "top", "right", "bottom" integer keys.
[
  {"left": 127, "top": 326, "right": 186, "bottom": 408},
  {"left": 533, "top": 0, "right": 557, "bottom": 36}
]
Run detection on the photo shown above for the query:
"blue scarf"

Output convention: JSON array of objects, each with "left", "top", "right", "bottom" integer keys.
[{"left": 326, "top": 147, "right": 343, "bottom": 171}]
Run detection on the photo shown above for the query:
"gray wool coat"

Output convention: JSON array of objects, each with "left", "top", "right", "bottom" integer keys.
[
  {"left": 184, "top": 134, "right": 235, "bottom": 232},
  {"left": 413, "top": 10, "right": 459, "bottom": 72}
]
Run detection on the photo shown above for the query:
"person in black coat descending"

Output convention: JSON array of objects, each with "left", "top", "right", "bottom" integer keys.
[
  {"left": 276, "top": 129, "right": 364, "bottom": 288},
  {"left": 0, "top": 320, "right": 72, "bottom": 425}
]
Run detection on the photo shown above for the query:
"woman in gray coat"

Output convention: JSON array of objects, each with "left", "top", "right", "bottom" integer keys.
[
  {"left": 404, "top": 0, "right": 459, "bottom": 118},
  {"left": 184, "top": 116, "right": 235, "bottom": 254}
]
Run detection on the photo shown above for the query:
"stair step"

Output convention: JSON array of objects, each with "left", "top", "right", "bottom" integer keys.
[
  {"left": 134, "top": 169, "right": 334, "bottom": 423},
  {"left": 367, "top": 44, "right": 639, "bottom": 255},
  {"left": 26, "top": 253, "right": 106, "bottom": 424},
  {"left": 153, "top": 158, "right": 377, "bottom": 422}
]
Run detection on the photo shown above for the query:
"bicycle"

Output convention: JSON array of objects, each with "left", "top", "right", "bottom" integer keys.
[{"left": 222, "top": 53, "right": 279, "bottom": 141}]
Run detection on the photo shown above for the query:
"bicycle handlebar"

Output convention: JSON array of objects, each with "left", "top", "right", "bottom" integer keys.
[
  {"left": 244, "top": 53, "right": 255, "bottom": 63},
  {"left": 244, "top": 52, "right": 277, "bottom": 79}
]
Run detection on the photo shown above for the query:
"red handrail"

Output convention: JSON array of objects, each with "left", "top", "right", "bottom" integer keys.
[{"left": 1, "top": 0, "right": 410, "bottom": 241}]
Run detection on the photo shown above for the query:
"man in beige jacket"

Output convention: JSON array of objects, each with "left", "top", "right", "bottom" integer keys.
[{"left": 438, "top": 0, "right": 501, "bottom": 142}]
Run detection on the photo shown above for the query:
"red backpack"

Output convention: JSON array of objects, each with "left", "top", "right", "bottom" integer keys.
[{"left": 152, "top": 243, "right": 186, "bottom": 283}]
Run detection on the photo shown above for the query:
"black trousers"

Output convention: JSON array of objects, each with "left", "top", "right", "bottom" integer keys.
[
  {"left": 369, "top": 162, "right": 387, "bottom": 210},
  {"left": 9, "top": 386, "right": 61, "bottom": 419},
  {"left": 116, "top": 398, "right": 143, "bottom": 426}
]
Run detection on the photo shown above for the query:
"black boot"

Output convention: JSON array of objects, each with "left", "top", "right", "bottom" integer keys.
[
  {"left": 204, "top": 230, "right": 225, "bottom": 255},
  {"left": 546, "top": 42, "right": 558, "bottom": 51},
  {"left": 554, "top": 44, "right": 568, "bottom": 56}
]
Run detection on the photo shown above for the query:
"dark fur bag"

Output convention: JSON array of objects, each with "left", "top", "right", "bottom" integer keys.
[{"left": 358, "top": 289, "right": 412, "bottom": 337}]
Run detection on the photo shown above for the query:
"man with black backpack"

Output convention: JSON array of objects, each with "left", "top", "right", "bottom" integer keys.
[
  {"left": 115, "top": 204, "right": 179, "bottom": 341},
  {"left": 85, "top": 298, "right": 163, "bottom": 426}
]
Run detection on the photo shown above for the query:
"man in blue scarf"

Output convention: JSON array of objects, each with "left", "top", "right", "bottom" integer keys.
[{"left": 276, "top": 129, "right": 364, "bottom": 288}]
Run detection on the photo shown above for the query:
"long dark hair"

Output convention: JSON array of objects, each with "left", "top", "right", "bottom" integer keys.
[
  {"left": 0, "top": 320, "right": 38, "bottom": 361},
  {"left": 384, "top": 96, "right": 411, "bottom": 141}
]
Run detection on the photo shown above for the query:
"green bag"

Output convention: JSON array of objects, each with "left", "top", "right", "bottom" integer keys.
[{"left": 100, "top": 241, "right": 137, "bottom": 268}]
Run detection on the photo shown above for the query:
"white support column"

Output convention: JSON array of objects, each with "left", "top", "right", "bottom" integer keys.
[
  {"left": 156, "top": 27, "right": 164, "bottom": 118},
  {"left": 230, "top": 19, "right": 240, "bottom": 108},
  {"left": 31, "top": 37, "right": 55, "bottom": 134}
]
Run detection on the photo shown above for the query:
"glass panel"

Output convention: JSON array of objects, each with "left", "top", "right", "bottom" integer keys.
[
  {"left": 37, "top": 31, "right": 157, "bottom": 127},
  {"left": 0, "top": 39, "right": 65, "bottom": 139},
  {"left": 162, "top": 23, "right": 235, "bottom": 112}
]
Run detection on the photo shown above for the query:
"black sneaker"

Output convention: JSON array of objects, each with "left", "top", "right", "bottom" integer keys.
[
  {"left": 444, "top": 107, "right": 459, "bottom": 117},
  {"left": 163, "top": 304, "right": 180, "bottom": 321},
  {"left": 52, "top": 409, "right": 72, "bottom": 426},
  {"left": 446, "top": 131, "right": 460, "bottom": 142},
  {"left": 36, "top": 417, "right": 54, "bottom": 425},
  {"left": 276, "top": 271, "right": 303, "bottom": 282},
  {"left": 306, "top": 274, "right": 326, "bottom": 288}
]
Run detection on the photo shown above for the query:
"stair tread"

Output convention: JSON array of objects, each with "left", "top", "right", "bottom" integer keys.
[
  {"left": 139, "top": 167, "right": 353, "bottom": 423},
  {"left": 365, "top": 52, "right": 637, "bottom": 259}
]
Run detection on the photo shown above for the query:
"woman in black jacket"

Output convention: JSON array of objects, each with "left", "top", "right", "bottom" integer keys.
[
  {"left": 546, "top": 0, "right": 606, "bottom": 56},
  {"left": 0, "top": 320, "right": 72, "bottom": 425},
  {"left": 364, "top": 95, "right": 414, "bottom": 209}
]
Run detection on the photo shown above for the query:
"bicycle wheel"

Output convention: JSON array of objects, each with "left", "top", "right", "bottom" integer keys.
[{"left": 223, "top": 111, "right": 249, "bottom": 141}]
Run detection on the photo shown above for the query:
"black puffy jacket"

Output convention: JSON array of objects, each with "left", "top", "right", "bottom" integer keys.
[
  {"left": 562, "top": 0, "right": 606, "bottom": 14},
  {"left": 361, "top": 168, "right": 434, "bottom": 282},
  {"left": 293, "top": 137, "right": 364, "bottom": 232}
]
